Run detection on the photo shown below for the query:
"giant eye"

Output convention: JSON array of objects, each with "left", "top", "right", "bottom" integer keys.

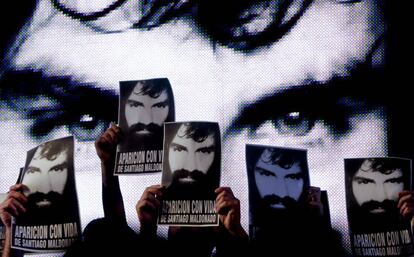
[
  {"left": 69, "top": 114, "right": 109, "bottom": 142},
  {"left": 273, "top": 111, "right": 315, "bottom": 136}
]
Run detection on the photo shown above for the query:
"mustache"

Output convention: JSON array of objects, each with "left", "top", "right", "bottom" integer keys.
[
  {"left": 262, "top": 194, "right": 297, "bottom": 208},
  {"left": 128, "top": 123, "right": 162, "bottom": 135},
  {"left": 27, "top": 191, "right": 63, "bottom": 206},
  {"left": 172, "top": 169, "right": 207, "bottom": 183},
  {"left": 360, "top": 200, "right": 396, "bottom": 213}
]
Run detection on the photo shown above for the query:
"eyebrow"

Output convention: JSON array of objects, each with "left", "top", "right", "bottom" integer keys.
[
  {"left": 255, "top": 166, "right": 276, "bottom": 177},
  {"left": 384, "top": 176, "right": 403, "bottom": 183},
  {"left": 196, "top": 145, "right": 215, "bottom": 152},
  {"left": 170, "top": 142, "right": 188, "bottom": 151},
  {"left": 26, "top": 166, "right": 41, "bottom": 173},
  {"left": 285, "top": 172, "right": 304, "bottom": 179},
  {"left": 224, "top": 69, "right": 388, "bottom": 139},
  {"left": 152, "top": 99, "right": 169, "bottom": 107},
  {"left": 49, "top": 162, "right": 68, "bottom": 172},
  {"left": 127, "top": 99, "right": 143, "bottom": 105},
  {"left": 352, "top": 176, "right": 375, "bottom": 183},
  {"left": 0, "top": 69, "right": 118, "bottom": 138}
]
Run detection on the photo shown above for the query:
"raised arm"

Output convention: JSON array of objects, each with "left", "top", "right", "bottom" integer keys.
[
  {"left": 136, "top": 185, "right": 163, "bottom": 238},
  {"left": 214, "top": 187, "right": 248, "bottom": 257},
  {"left": 215, "top": 187, "right": 248, "bottom": 239},
  {"left": 95, "top": 123, "right": 125, "bottom": 223}
]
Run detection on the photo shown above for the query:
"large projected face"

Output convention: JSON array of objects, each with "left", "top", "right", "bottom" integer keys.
[{"left": 0, "top": 0, "right": 387, "bottom": 250}]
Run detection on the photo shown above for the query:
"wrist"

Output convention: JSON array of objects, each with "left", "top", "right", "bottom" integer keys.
[
  {"left": 231, "top": 224, "right": 248, "bottom": 239},
  {"left": 222, "top": 222, "right": 247, "bottom": 240},
  {"left": 140, "top": 223, "right": 157, "bottom": 237}
]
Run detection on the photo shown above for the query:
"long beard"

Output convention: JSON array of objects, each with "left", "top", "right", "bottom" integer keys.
[
  {"left": 17, "top": 192, "right": 66, "bottom": 225},
  {"left": 167, "top": 169, "right": 213, "bottom": 199},
  {"left": 360, "top": 199, "right": 396, "bottom": 214},
  {"left": 252, "top": 195, "right": 304, "bottom": 227},
  {"left": 351, "top": 200, "right": 404, "bottom": 232},
  {"left": 262, "top": 194, "right": 298, "bottom": 209},
  {"left": 123, "top": 123, "right": 163, "bottom": 150}
]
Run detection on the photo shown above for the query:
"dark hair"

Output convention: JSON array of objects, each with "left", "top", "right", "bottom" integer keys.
[
  {"left": 246, "top": 145, "right": 310, "bottom": 224},
  {"left": 162, "top": 122, "right": 221, "bottom": 188},
  {"left": 123, "top": 79, "right": 168, "bottom": 99},
  {"left": 39, "top": 139, "right": 70, "bottom": 161},
  {"left": 118, "top": 78, "right": 175, "bottom": 129},
  {"left": 262, "top": 148, "right": 301, "bottom": 170},
  {"left": 345, "top": 157, "right": 411, "bottom": 224},
  {"left": 194, "top": 0, "right": 312, "bottom": 51},
  {"left": 23, "top": 137, "right": 75, "bottom": 196},
  {"left": 176, "top": 122, "right": 216, "bottom": 143},
  {"left": 346, "top": 158, "right": 410, "bottom": 181}
]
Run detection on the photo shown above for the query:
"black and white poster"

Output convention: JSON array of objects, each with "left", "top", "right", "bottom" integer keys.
[
  {"left": 345, "top": 158, "right": 414, "bottom": 257},
  {"left": 246, "top": 144, "right": 310, "bottom": 239},
  {"left": 0, "top": 1, "right": 406, "bottom": 254},
  {"left": 158, "top": 122, "right": 220, "bottom": 226},
  {"left": 11, "top": 136, "right": 81, "bottom": 253},
  {"left": 114, "top": 78, "right": 175, "bottom": 175}
]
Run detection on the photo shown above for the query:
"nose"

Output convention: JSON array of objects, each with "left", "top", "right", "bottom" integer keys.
[
  {"left": 37, "top": 172, "right": 52, "bottom": 194},
  {"left": 183, "top": 152, "right": 197, "bottom": 172},
  {"left": 372, "top": 184, "right": 387, "bottom": 202},
  {"left": 274, "top": 181, "right": 288, "bottom": 198},
  {"left": 139, "top": 109, "right": 153, "bottom": 125}
]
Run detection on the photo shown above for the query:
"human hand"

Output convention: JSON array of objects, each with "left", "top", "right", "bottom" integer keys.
[
  {"left": 95, "top": 122, "right": 122, "bottom": 164},
  {"left": 215, "top": 187, "right": 246, "bottom": 238},
  {"left": 307, "top": 186, "right": 323, "bottom": 216},
  {"left": 0, "top": 184, "right": 28, "bottom": 228},
  {"left": 136, "top": 185, "right": 163, "bottom": 235},
  {"left": 398, "top": 191, "right": 414, "bottom": 220}
]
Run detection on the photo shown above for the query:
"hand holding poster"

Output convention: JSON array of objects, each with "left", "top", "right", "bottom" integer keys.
[
  {"left": 11, "top": 136, "right": 81, "bottom": 253},
  {"left": 345, "top": 157, "right": 414, "bottom": 257},
  {"left": 114, "top": 78, "right": 175, "bottom": 175},
  {"left": 158, "top": 122, "right": 220, "bottom": 226}
]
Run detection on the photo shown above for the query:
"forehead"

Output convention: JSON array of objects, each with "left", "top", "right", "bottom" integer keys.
[
  {"left": 11, "top": 1, "right": 384, "bottom": 121},
  {"left": 132, "top": 82, "right": 146, "bottom": 94},
  {"left": 128, "top": 83, "right": 168, "bottom": 100},
  {"left": 172, "top": 125, "right": 216, "bottom": 147},
  {"left": 255, "top": 149, "right": 302, "bottom": 175},
  {"left": 355, "top": 161, "right": 403, "bottom": 179},
  {"left": 29, "top": 146, "right": 67, "bottom": 166}
]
